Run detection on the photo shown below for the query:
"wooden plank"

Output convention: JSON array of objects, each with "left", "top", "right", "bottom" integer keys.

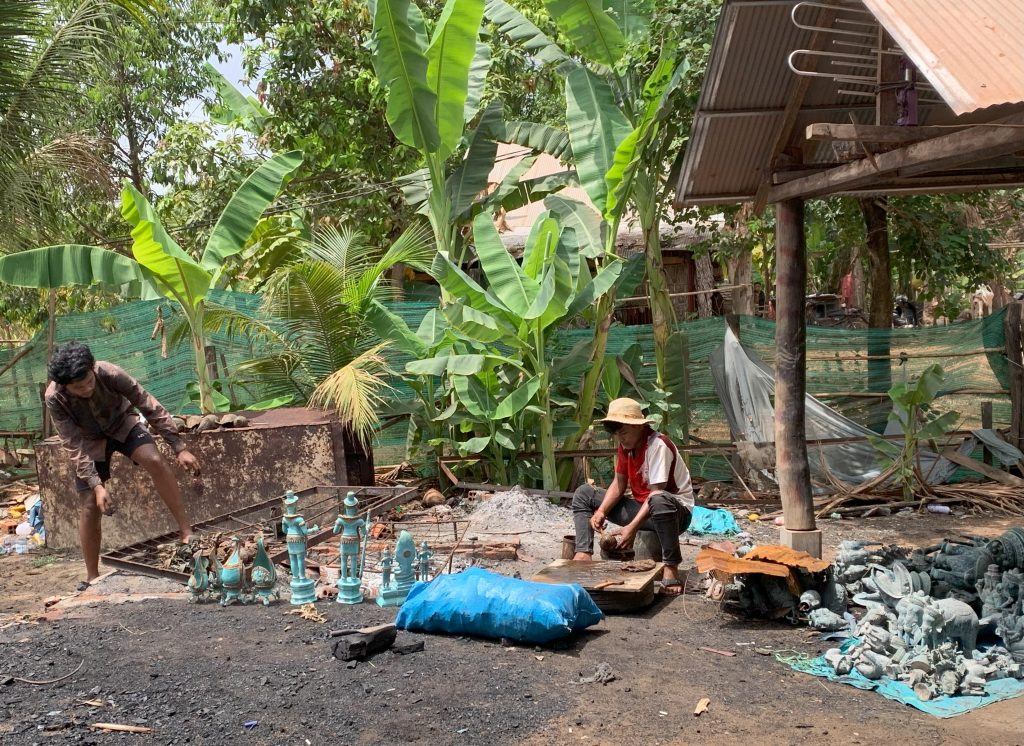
[
  {"left": 331, "top": 623, "right": 397, "bottom": 661},
  {"left": 531, "top": 558, "right": 662, "bottom": 612},
  {"left": 940, "top": 448, "right": 1024, "bottom": 487},
  {"left": 695, "top": 548, "right": 790, "bottom": 578},
  {"left": 981, "top": 401, "right": 994, "bottom": 466},
  {"left": 806, "top": 123, "right": 969, "bottom": 145},
  {"left": 1007, "top": 303, "right": 1024, "bottom": 451},
  {"left": 768, "top": 111, "right": 1024, "bottom": 203}
]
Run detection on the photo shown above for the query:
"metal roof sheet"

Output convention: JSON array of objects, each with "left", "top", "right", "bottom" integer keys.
[
  {"left": 676, "top": 0, "right": 1024, "bottom": 206},
  {"left": 863, "top": 0, "right": 1024, "bottom": 116}
]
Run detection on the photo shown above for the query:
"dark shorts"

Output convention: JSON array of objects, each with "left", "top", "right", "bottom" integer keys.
[{"left": 74, "top": 423, "right": 155, "bottom": 492}]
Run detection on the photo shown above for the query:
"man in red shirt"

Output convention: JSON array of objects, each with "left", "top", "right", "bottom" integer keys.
[
  {"left": 45, "top": 342, "right": 198, "bottom": 588},
  {"left": 571, "top": 398, "right": 694, "bottom": 594}
]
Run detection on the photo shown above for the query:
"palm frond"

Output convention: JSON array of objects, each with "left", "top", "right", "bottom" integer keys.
[{"left": 308, "top": 343, "right": 396, "bottom": 444}]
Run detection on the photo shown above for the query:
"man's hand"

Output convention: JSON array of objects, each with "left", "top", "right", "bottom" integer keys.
[
  {"left": 176, "top": 450, "right": 200, "bottom": 475},
  {"left": 589, "top": 510, "right": 606, "bottom": 532},
  {"left": 94, "top": 485, "right": 116, "bottom": 516},
  {"left": 617, "top": 523, "right": 638, "bottom": 550}
]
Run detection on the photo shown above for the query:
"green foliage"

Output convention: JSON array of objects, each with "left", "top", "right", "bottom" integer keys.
[{"left": 869, "top": 364, "right": 960, "bottom": 501}]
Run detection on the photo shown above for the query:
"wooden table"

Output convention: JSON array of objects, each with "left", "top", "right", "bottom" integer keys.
[{"left": 530, "top": 558, "right": 664, "bottom": 613}]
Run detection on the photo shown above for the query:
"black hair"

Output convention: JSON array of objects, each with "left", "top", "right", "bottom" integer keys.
[{"left": 48, "top": 341, "right": 95, "bottom": 384}]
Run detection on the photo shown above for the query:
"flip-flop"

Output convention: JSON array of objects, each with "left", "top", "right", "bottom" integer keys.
[{"left": 75, "top": 580, "right": 91, "bottom": 592}]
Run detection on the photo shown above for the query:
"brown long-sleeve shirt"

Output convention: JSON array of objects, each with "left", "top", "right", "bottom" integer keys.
[{"left": 45, "top": 361, "right": 185, "bottom": 489}]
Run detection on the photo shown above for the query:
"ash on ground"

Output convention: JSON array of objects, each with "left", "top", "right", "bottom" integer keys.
[{"left": 463, "top": 486, "right": 570, "bottom": 570}]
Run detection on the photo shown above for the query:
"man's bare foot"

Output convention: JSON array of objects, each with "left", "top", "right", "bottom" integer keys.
[
  {"left": 572, "top": 552, "right": 593, "bottom": 561},
  {"left": 660, "top": 565, "right": 683, "bottom": 595},
  {"left": 180, "top": 531, "right": 194, "bottom": 543}
]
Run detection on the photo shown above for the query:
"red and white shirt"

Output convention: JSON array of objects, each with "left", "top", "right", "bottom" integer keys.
[{"left": 615, "top": 431, "right": 694, "bottom": 507}]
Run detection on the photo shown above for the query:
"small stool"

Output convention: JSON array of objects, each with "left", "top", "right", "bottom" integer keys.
[{"left": 632, "top": 530, "right": 663, "bottom": 561}]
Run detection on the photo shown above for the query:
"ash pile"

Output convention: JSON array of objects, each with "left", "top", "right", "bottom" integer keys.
[{"left": 825, "top": 528, "right": 1024, "bottom": 699}]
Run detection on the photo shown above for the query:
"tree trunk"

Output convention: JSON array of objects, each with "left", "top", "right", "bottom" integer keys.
[
  {"left": 695, "top": 253, "right": 715, "bottom": 318},
  {"left": 643, "top": 224, "right": 677, "bottom": 387},
  {"left": 728, "top": 251, "right": 754, "bottom": 316},
  {"left": 861, "top": 196, "right": 892, "bottom": 431}
]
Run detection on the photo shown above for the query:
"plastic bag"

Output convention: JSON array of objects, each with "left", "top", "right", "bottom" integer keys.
[{"left": 395, "top": 566, "right": 604, "bottom": 644}]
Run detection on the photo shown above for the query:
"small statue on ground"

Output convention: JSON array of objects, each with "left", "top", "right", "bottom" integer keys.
[
  {"left": 187, "top": 553, "right": 210, "bottom": 603},
  {"left": 220, "top": 536, "right": 250, "bottom": 606},
  {"left": 332, "top": 491, "right": 367, "bottom": 604},
  {"left": 282, "top": 490, "right": 317, "bottom": 605},
  {"left": 250, "top": 534, "right": 279, "bottom": 606},
  {"left": 377, "top": 531, "right": 417, "bottom": 607},
  {"left": 416, "top": 541, "right": 432, "bottom": 581}
]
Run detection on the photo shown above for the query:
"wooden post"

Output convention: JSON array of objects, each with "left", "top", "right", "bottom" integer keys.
[
  {"left": 204, "top": 345, "right": 219, "bottom": 382},
  {"left": 1006, "top": 302, "right": 1024, "bottom": 451},
  {"left": 981, "top": 401, "right": 994, "bottom": 466},
  {"left": 774, "top": 198, "right": 816, "bottom": 537}
]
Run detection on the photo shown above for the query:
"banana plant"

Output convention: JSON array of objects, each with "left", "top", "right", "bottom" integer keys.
[
  {"left": 0, "top": 151, "right": 304, "bottom": 412},
  {"left": 373, "top": 210, "right": 622, "bottom": 490},
  {"left": 484, "top": 0, "right": 693, "bottom": 444}
]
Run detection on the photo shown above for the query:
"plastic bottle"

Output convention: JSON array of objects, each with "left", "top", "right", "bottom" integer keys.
[{"left": 926, "top": 504, "right": 952, "bottom": 514}]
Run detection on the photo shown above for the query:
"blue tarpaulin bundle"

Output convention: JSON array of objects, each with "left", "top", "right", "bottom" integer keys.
[
  {"left": 395, "top": 567, "right": 604, "bottom": 644},
  {"left": 687, "top": 505, "right": 739, "bottom": 535}
]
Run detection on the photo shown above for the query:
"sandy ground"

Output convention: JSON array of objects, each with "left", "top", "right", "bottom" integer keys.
[{"left": 1, "top": 507, "right": 1023, "bottom": 744}]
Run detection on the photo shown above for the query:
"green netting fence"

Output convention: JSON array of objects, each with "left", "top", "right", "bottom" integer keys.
[{"left": 0, "top": 291, "right": 1012, "bottom": 483}]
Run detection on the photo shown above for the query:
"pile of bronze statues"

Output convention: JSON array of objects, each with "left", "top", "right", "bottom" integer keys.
[{"left": 185, "top": 490, "right": 432, "bottom": 608}]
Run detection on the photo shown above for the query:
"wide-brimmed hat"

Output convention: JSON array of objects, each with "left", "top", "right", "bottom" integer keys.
[{"left": 600, "top": 397, "right": 655, "bottom": 426}]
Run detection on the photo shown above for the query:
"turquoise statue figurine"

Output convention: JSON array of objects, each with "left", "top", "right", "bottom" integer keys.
[
  {"left": 219, "top": 536, "right": 249, "bottom": 606},
  {"left": 380, "top": 547, "right": 394, "bottom": 589},
  {"left": 187, "top": 553, "right": 210, "bottom": 603},
  {"left": 377, "top": 531, "right": 417, "bottom": 607},
  {"left": 250, "top": 534, "right": 279, "bottom": 605},
  {"left": 282, "top": 490, "right": 317, "bottom": 605},
  {"left": 416, "top": 541, "right": 432, "bottom": 581},
  {"left": 208, "top": 547, "right": 224, "bottom": 600},
  {"left": 332, "top": 491, "right": 366, "bottom": 604}
]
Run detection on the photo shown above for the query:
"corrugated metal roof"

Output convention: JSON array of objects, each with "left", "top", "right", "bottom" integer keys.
[
  {"left": 863, "top": 0, "right": 1024, "bottom": 116},
  {"left": 675, "top": 0, "right": 1024, "bottom": 206}
]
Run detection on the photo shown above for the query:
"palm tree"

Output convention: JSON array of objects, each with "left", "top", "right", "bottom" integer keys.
[
  {"left": 0, "top": 0, "right": 154, "bottom": 247},
  {"left": 208, "top": 222, "right": 436, "bottom": 442}
]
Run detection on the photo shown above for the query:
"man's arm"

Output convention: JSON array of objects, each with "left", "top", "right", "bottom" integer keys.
[
  {"left": 47, "top": 400, "right": 102, "bottom": 490},
  {"left": 590, "top": 473, "right": 627, "bottom": 531},
  {"left": 102, "top": 364, "right": 186, "bottom": 453}
]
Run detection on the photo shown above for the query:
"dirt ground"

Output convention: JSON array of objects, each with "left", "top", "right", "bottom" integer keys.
[{"left": 1, "top": 510, "right": 1023, "bottom": 745}]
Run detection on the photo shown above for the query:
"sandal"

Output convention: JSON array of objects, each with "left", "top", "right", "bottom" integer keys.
[
  {"left": 75, "top": 580, "right": 92, "bottom": 592},
  {"left": 658, "top": 579, "right": 683, "bottom": 596}
]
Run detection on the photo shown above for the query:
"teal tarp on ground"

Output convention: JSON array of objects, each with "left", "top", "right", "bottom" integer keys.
[
  {"left": 686, "top": 505, "right": 739, "bottom": 535},
  {"left": 782, "top": 639, "right": 1024, "bottom": 718}
]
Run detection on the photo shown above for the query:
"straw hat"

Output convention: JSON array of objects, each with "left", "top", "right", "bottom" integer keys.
[{"left": 600, "top": 397, "right": 655, "bottom": 426}]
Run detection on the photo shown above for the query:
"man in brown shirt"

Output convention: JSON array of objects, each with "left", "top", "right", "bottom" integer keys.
[{"left": 45, "top": 342, "right": 198, "bottom": 586}]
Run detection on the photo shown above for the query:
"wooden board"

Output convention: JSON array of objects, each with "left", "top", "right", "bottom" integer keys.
[{"left": 530, "top": 559, "right": 663, "bottom": 613}]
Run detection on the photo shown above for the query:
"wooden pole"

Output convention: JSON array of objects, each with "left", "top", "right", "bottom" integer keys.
[
  {"left": 774, "top": 198, "right": 815, "bottom": 531},
  {"left": 1006, "top": 302, "right": 1024, "bottom": 451},
  {"left": 981, "top": 401, "right": 994, "bottom": 466}
]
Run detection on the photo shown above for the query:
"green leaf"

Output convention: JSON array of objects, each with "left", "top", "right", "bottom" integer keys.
[
  {"left": 433, "top": 398, "right": 460, "bottom": 421},
  {"left": 448, "top": 101, "right": 502, "bottom": 217},
  {"left": 522, "top": 215, "right": 559, "bottom": 281},
  {"left": 567, "top": 259, "right": 622, "bottom": 316},
  {"left": 416, "top": 308, "right": 447, "bottom": 348},
  {"left": 429, "top": 251, "right": 506, "bottom": 312},
  {"left": 121, "top": 185, "right": 211, "bottom": 305},
  {"left": 454, "top": 374, "right": 493, "bottom": 416},
  {"left": 614, "top": 253, "right": 646, "bottom": 297},
  {"left": 446, "top": 354, "right": 487, "bottom": 375},
  {"left": 0, "top": 245, "right": 144, "bottom": 292},
  {"left": 538, "top": 255, "right": 574, "bottom": 329},
  {"left": 494, "top": 376, "right": 541, "bottom": 419},
  {"left": 565, "top": 66, "right": 632, "bottom": 213},
  {"left": 483, "top": 0, "right": 570, "bottom": 66},
  {"left": 550, "top": 338, "right": 593, "bottom": 381},
  {"left": 544, "top": 0, "right": 625, "bottom": 66},
  {"left": 457, "top": 434, "right": 492, "bottom": 455},
  {"left": 868, "top": 434, "right": 902, "bottom": 459},
  {"left": 406, "top": 356, "right": 449, "bottom": 376},
  {"left": 473, "top": 212, "right": 537, "bottom": 315},
  {"left": 493, "top": 429, "right": 517, "bottom": 449},
  {"left": 918, "top": 410, "right": 960, "bottom": 442},
  {"left": 602, "top": 353, "right": 622, "bottom": 399},
  {"left": 205, "top": 62, "right": 270, "bottom": 134},
  {"left": 367, "top": 300, "right": 429, "bottom": 357},
  {"left": 407, "top": 354, "right": 485, "bottom": 376},
  {"left": 372, "top": 0, "right": 441, "bottom": 152},
  {"left": 607, "top": 0, "right": 649, "bottom": 39},
  {"left": 246, "top": 394, "right": 295, "bottom": 410},
  {"left": 444, "top": 303, "right": 505, "bottom": 343},
  {"left": 544, "top": 194, "right": 605, "bottom": 257},
  {"left": 426, "top": 0, "right": 485, "bottom": 154},
  {"left": 201, "top": 151, "right": 304, "bottom": 273},
  {"left": 464, "top": 42, "right": 492, "bottom": 122},
  {"left": 496, "top": 120, "right": 572, "bottom": 160}
]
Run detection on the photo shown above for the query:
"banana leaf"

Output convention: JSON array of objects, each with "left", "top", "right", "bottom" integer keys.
[
  {"left": 544, "top": 193, "right": 605, "bottom": 257},
  {"left": 544, "top": 0, "right": 624, "bottom": 66},
  {"left": 493, "top": 375, "right": 541, "bottom": 419},
  {"left": 482, "top": 0, "right": 569, "bottom": 66},
  {"left": 426, "top": 0, "right": 485, "bottom": 154},
  {"left": 464, "top": 41, "right": 492, "bottom": 122},
  {"left": 471, "top": 213, "right": 538, "bottom": 316},
  {"left": 0, "top": 244, "right": 144, "bottom": 292}
]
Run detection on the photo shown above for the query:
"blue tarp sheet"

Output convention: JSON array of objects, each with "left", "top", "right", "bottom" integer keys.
[
  {"left": 687, "top": 505, "right": 739, "bottom": 535},
  {"left": 782, "top": 639, "right": 1024, "bottom": 717}
]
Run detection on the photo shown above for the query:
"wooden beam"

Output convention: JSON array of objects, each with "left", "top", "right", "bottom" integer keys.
[
  {"left": 768, "top": 111, "right": 1024, "bottom": 203},
  {"left": 940, "top": 448, "right": 1024, "bottom": 487},
  {"left": 806, "top": 123, "right": 969, "bottom": 145}
]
